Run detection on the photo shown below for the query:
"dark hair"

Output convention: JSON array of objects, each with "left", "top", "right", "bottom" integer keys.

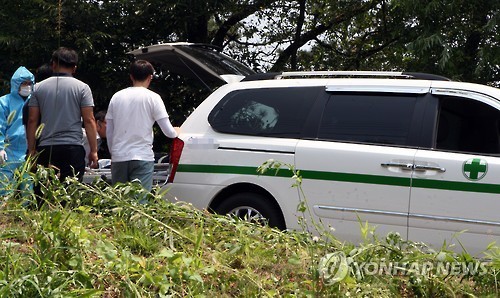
[
  {"left": 130, "top": 60, "right": 154, "bottom": 81},
  {"left": 36, "top": 63, "right": 53, "bottom": 82},
  {"left": 51, "top": 47, "right": 78, "bottom": 68},
  {"left": 95, "top": 110, "right": 107, "bottom": 122}
]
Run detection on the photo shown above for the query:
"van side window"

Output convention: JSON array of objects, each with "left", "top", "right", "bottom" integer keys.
[
  {"left": 318, "top": 94, "right": 417, "bottom": 146},
  {"left": 229, "top": 100, "right": 278, "bottom": 131},
  {"left": 208, "top": 87, "right": 320, "bottom": 137},
  {"left": 436, "top": 96, "right": 500, "bottom": 154}
]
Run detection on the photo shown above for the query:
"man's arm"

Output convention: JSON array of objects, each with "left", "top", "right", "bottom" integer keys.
[
  {"left": 157, "top": 117, "right": 179, "bottom": 138},
  {"left": 106, "top": 118, "right": 114, "bottom": 150},
  {"left": 27, "top": 106, "right": 41, "bottom": 157},
  {"left": 81, "top": 106, "right": 98, "bottom": 168}
]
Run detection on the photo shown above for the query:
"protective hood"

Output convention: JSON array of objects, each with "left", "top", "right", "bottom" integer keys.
[
  {"left": 0, "top": 66, "right": 34, "bottom": 163},
  {"left": 128, "top": 42, "right": 255, "bottom": 87},
  {"left": 10, "top": 66, "right": 35, "bottom": 94}
]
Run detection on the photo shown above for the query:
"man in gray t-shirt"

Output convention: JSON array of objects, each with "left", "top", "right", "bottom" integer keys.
[{"left": 27, "top": 47, "right": 98, "bottom": 189}]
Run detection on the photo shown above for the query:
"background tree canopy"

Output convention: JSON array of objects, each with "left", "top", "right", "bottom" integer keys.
[{"left": 0, "top": 0, "right": 498, "bottom": 150}]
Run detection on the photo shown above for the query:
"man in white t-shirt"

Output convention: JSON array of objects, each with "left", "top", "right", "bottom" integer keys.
[{"left": 105, "top": 60, "right": 179, "bottom": 191}]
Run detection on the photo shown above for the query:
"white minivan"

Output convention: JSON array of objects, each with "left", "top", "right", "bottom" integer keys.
[{"left": 131, "top": 43, "right": 500, "bottom": 255}]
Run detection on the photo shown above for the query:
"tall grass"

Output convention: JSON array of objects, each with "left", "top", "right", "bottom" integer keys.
[{"left": 0, "top": 162, "right": 499, "bottom": 297}]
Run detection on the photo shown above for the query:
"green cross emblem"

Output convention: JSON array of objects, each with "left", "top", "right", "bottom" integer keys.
[{"left": 463, "top": 158, "right": 487, "bottom": 181}]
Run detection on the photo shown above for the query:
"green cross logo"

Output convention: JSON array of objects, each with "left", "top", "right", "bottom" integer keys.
[{"left": 463, "top": 158, "right": 487, "bottom": 181}]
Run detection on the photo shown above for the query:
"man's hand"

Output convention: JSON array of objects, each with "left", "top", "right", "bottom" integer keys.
[
  {"left": 174, "top": 126, "right": 181, "bottom": 136},
  {"left": 0, "top": 150, "right": 7, "bottom": 164},
  {"left": 88, "top": 151, "right": 98, "bottom": 169},
  {"left": 27, "top": 149, "right": 37, "bottom": 158}
]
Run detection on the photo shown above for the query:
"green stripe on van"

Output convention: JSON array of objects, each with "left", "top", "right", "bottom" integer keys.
[
  {"left": 300, "top": 170, "right": 410, "bottom": 187},
  {"left": 412, "top": 179, "right": 500, "bottom": 194},
  {"left": 177, "top": 164, "right": 500, "bottom": 194},
  {"left": 177, "top": 164, "right": 293, "bottom": 177}
]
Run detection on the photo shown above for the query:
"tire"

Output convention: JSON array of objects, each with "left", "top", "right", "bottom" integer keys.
[{"left": 214, "top": 192, "right": 285, "bottom": 229}]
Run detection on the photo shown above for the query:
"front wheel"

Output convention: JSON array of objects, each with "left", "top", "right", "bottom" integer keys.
[{"left": 214, "top": 192, "right": 285, "bottom": 230}]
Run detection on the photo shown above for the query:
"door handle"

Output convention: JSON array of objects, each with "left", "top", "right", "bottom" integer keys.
[
  {"left": 380, "top": 162, "right": 414, "bottom": 171},
  {"left": 381, "top": 163, "right": 446, "bottom": 173},
  {"left": 413, "top": 164, "right": 446, "bottom": 172}
]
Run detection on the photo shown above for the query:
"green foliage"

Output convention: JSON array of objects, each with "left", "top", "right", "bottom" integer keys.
[
  {"left": 0, "top": 162, "right": 499, "bottom": 296},
  {"left": 1, "top": 0, "right": 498, "bottom": 120},
  {"left": 392, "top": 0, "right": 500, "bottom": 85},
  {"left": 0, "top": 0, "right": 498, "bottom": 154}
]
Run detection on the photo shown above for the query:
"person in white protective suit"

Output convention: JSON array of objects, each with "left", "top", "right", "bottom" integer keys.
[{"left": 0, "top": 66, "right": 35, "bottom": 196}]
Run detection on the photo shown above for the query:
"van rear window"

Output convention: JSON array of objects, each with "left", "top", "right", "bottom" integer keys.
[{"left": 208, "top": 87, "right": 321, "bottom": 138}]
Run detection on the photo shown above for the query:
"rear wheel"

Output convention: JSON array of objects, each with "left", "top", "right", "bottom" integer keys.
[{"left": 214, "top": 192, "right": 285, "bottom": 230}]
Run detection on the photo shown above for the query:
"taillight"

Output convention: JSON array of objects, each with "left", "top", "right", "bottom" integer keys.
[{"left": 167, "top": 138, "right": 184, "bottom": 183}]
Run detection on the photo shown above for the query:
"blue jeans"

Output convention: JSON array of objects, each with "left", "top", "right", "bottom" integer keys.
[{"left": 111, "top": 160, "right": 154, "bottom": 191}]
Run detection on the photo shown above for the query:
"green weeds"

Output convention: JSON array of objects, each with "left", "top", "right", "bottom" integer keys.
[
  {"left": 258, "top": 159, "right": 500, "bottom": 297},
  {"left": 0, "top": 161, "right": 498, "bottom": 297}
]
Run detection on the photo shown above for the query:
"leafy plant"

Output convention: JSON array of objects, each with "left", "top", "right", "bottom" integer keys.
[{"left": 0, "top": 161, "right": 498, "bottom": 297}]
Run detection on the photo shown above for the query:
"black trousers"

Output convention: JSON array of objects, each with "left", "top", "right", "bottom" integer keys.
[
  {"left": 34, "top": 145, "right": 86, "bottom": 206},
  {"left": 36, "top": 144, "right": 86, "bottom": 182}
]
